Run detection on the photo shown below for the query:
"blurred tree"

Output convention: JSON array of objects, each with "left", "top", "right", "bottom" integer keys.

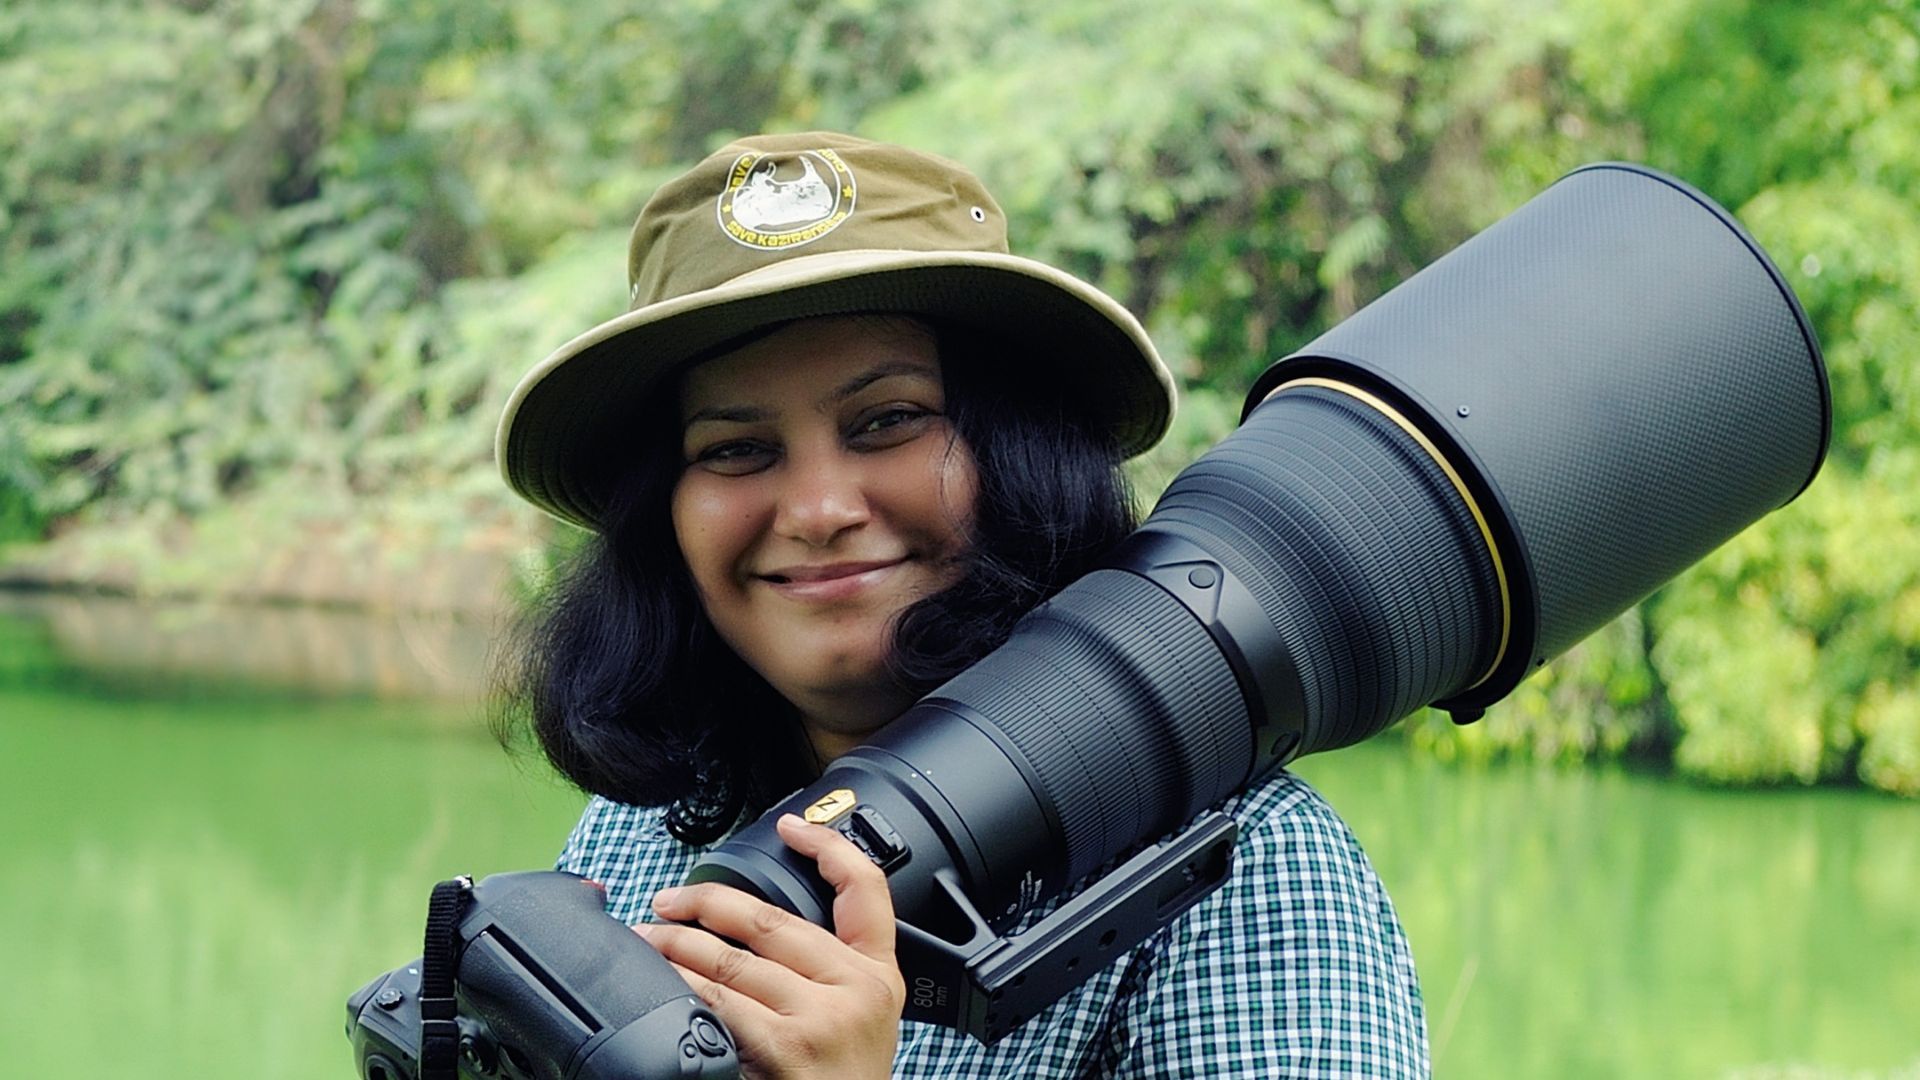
[
  {"left": 1407, "top": 0, "right": 1920, "bottom": 794},
  {"left": 861, "top": 0, "right": 1621, "bottom": 388},
  {"left": 1626, "top": 0, "right": 1920, "bottom": 795}
]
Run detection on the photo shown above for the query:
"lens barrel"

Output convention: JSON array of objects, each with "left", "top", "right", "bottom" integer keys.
[{"left": 1248, "top": 163, "right": 1830, "bottom": 710}]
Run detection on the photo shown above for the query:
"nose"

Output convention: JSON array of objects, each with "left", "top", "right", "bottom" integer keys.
[{"left": 772, "top": 448, "right": 870, "bottom": 547}]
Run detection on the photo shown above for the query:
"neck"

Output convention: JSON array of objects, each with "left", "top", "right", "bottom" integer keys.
[
  {"left": 794, "top": 688, "right": 914, "bottom": 773},
  {"left": 802, "top": 726, "right": 869, "bottom": 769}
]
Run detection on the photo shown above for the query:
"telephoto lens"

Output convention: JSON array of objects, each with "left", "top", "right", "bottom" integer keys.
[{"left": 687, "top": 163, "right": 1829, "bottom": 1041}]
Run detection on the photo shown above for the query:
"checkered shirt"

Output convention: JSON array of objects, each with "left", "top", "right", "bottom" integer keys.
[{"left": 557, "top": 770, "right": 1430, "bottom": 1078}]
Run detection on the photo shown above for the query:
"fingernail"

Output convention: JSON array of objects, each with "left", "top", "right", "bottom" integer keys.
[
  {"left": 777, "top": 813, "right": 805, "bottom": 829},
  {"left": 633, "top": 923, "right": 656, "bottom": 939},
  {"left": 652, "top": 887, "right": 682, "bottom": 909}
]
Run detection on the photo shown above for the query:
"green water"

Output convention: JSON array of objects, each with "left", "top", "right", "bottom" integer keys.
[
  {"left": 1, "top": 599, "right": 1914, "bottom": 1078},
  {"left": 1292, "top": 750, "right": 1919, "bottom": 1077}
]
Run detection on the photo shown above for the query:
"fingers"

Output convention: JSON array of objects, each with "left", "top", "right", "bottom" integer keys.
[
  {"left": 634, "top": 920, "right": 812, "bottom": 1015},
  {"left": 774, "top": 813, "right": 898, "bottom": 964},
  {"left": 643, "top": 939, "right": 795, "bottom": 1069},
  {"left": 634, "top": 816, "right": 907, "bottom": 1077},
  {"left": 649, "top": 940, "right": 901, "bottom": 1079},
  {"left": 649, "top": 873, "right": 857, "bottom": 985}
]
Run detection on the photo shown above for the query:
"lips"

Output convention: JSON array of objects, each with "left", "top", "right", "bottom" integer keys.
[
  {"left": 760, "top": 559, "right": 903, "bottom": 584},
  {"left": 757, "top": 558, "right": 907, "bottom": 602}
]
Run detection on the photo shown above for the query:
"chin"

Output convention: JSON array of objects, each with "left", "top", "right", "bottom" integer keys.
[
  {"left": 774, "top": 653, "right": 914, "bottom": 725},
  {"left": 765, "top": 632, "right": 883, "bottom": 680},
  {"left": 796, "top": 653, "right": 894, "bottom": 696}
]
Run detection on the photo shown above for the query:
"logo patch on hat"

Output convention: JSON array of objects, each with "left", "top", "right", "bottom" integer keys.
[{"left": 717, "top": 149, "right": 856, "bottom": 250}]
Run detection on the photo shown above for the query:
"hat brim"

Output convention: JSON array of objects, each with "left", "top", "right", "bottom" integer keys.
[{"left": 497, "top": 249, "right": 1176, "bottom": 531}]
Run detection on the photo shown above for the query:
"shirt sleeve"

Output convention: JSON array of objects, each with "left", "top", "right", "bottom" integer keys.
[{"left": 1101, "top": 782, "right": 1430, "bottom": 1079}]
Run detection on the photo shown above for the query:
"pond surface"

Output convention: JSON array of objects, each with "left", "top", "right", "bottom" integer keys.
[{"left": 1, "top": 595, "right": 1914, "bottom": 1078}]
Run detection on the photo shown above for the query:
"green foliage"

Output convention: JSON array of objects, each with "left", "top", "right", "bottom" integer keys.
[
  {"left": 862, "top": 0, "right": 1614, "bottom": 385},
  {"left": 1630, "top": 0, "right": 1920, "bottom": 794},
  {"left": 3, "top": 0, "right": 1914, "bottom": 792},
  {"left": 1401, "top": 0, "right": 1920, "bottom": 795},
  {"left": 0, "top": 483, "right": 43, "bottom": 547}
]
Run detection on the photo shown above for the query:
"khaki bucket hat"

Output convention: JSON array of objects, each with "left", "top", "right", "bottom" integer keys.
[{"left": 497, "top": 131, "right": 1177, "bottom": 531}]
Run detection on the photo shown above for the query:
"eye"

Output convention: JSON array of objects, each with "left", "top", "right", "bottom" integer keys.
[
  {"left": 859, "top": 408, "right": 918, "bottom": 434},
  {"left": 688, "top": 439, "right": 776, "bottom": 475},
  {"left": 849, "top": 406, "right": 935, "bottom": 449}
]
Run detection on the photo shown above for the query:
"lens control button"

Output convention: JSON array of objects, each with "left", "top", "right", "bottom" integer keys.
[{"left": 835, "top": 806, "right": 910, "bottom": 873}]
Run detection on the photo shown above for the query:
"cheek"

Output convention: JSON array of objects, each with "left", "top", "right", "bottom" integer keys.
[{"left": 671, "top": 478, "right": 750, "bottom": 595}]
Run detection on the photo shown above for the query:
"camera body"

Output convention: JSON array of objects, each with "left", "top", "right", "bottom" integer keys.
[{"left": 345, "top": 871, "right": 738, "bottom": 1080}]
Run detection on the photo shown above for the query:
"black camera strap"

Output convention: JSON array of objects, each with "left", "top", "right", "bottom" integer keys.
[{"left": 421, "top": 875, "right": 473, "bottom": 1080}]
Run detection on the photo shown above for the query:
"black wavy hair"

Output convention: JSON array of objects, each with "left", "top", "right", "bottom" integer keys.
[{"left": 495, "top": 321, "right": 1140, "bottom": 844}]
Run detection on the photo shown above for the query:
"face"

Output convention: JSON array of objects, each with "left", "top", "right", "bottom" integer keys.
[{"left": 671, "top": 316, "right": 979, "bottom": 747}]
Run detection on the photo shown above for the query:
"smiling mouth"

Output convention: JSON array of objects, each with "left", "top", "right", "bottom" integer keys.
[
  {"left": 758, "top": 559, "right": 908, "bottom": 601},
  {"left": 759, "top": 559, "right": 905, "bottom": 585}
]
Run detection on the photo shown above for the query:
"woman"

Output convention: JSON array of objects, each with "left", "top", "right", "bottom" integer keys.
[{"left": 497, "top": 132, "right": 1429, "bottom": 1078}]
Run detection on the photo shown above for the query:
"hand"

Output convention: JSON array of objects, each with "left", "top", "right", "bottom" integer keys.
[{"left": 636, "top": 813, "right": 906, "bottom": 1080}]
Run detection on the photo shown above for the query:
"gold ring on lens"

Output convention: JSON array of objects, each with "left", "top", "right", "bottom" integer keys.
[{"left": 1268, "top": 377, "right": 1511, "bottom": 689}]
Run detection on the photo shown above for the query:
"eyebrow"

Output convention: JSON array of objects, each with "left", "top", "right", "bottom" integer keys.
[
  {"left": 830, "top": 359, "right": 940, "bottom": 401},
  {"left": 682, "top": 360, "right": 940, "bottom": 428},
  {"left": 683, "top": 403, "right": 773, "bottom": 426}
]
